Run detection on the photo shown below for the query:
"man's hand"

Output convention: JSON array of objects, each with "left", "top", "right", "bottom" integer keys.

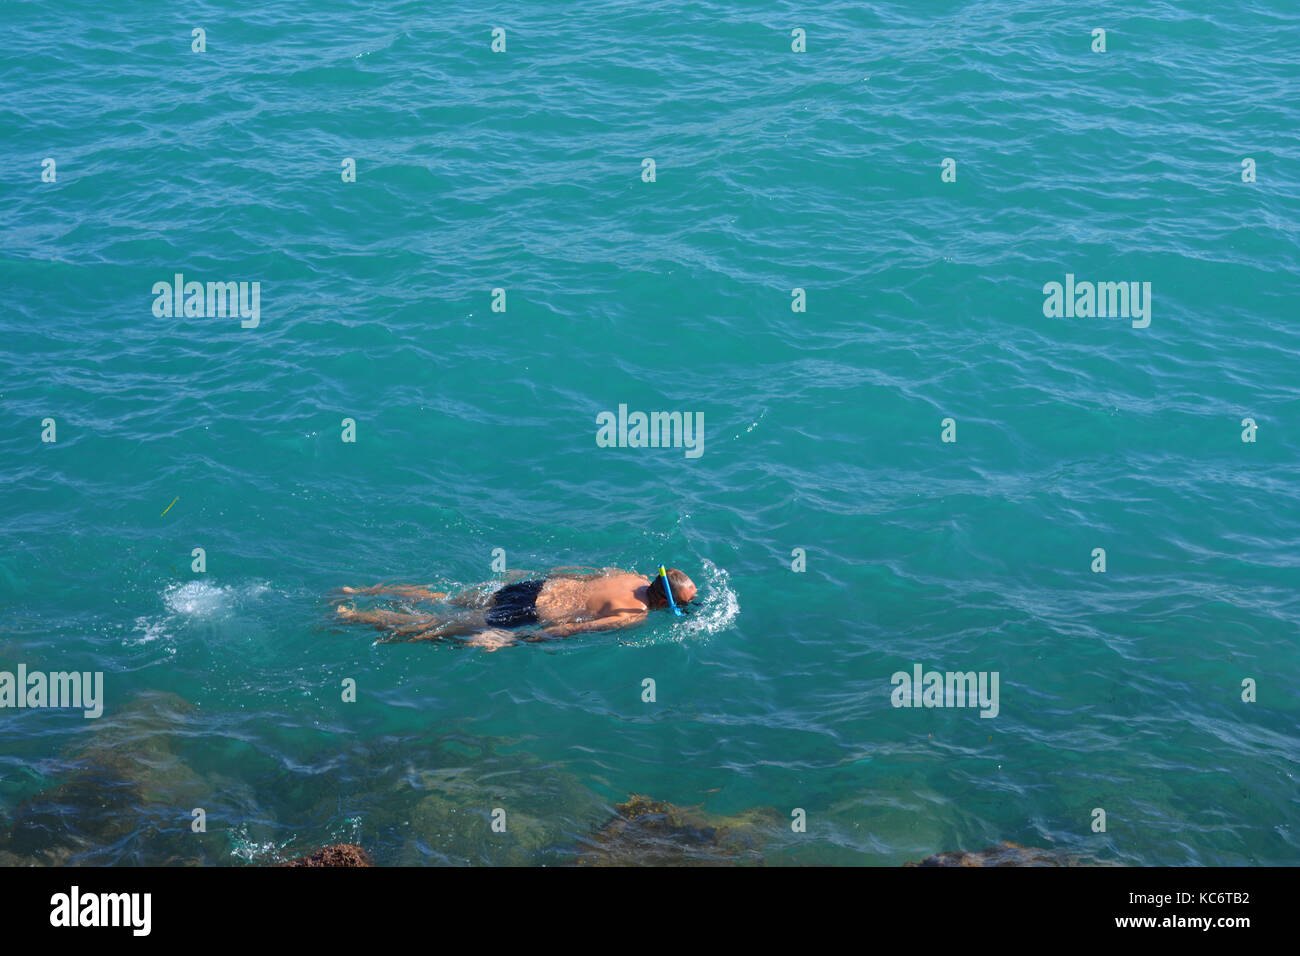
[{"left": 466, "top": 628, "right": 515, "bottom": 652}]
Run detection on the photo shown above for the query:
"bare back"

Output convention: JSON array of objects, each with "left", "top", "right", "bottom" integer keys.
[{"left": 534, "top": 572, "right": 649, "bottom": 625}]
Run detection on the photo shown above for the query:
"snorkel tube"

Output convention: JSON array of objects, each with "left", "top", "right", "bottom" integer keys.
[{"left": 659, "top": 566, "right": 684, "bottom": 616}]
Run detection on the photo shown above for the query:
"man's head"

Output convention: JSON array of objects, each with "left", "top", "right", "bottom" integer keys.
[{"left": 647, "top": 568, "right": 697, "bottom": 610}]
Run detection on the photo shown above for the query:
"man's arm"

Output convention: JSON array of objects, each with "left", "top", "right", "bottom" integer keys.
[{"left": 538, "top": 612, "right": 646, "bottom": 639}]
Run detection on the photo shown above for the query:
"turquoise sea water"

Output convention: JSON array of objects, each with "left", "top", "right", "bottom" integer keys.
[{"left": 1, "top": 1, "right": 1298, "bottom": 865}]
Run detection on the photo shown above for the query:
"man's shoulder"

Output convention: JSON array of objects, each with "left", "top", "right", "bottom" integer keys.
[{"left": 608, "top": 571, "right": 647, "bottom": 584}]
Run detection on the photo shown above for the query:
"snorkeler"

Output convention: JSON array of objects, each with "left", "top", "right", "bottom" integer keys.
[{"left": 334, "top": 566, "right": 697, "bottom": 650}]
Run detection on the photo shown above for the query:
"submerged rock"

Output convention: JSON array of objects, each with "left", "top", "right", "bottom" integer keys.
[
  {"left": 0, "top": 691, "right": 208, "bottom": 865},
  {"left": 281, "top": 844, "right": 373, "bottom": 867},
  {"left": 66, "top": 691, "right": 205, "bottom": 801},
  {"left": 575, "top": 794, "right": 779, "bottom": 866},
  {"left": 905, "top": 842, "right": 1077, "bottom": 867},
  {"left": 404, "top": 767, "right": 580, "bottom": 866}
]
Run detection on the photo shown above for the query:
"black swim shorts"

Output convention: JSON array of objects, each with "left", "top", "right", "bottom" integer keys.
[{"left": 485, "top": 579, "right": 546, "bottom": 628}]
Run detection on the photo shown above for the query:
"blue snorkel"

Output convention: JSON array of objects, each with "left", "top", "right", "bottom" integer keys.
[{"left": 658, "top": 565, "right": 684, "bottom": 616}]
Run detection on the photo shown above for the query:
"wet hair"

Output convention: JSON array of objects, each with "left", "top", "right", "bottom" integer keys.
[{"left": 647, "top": 568, "right": 693, "bottom": 609}]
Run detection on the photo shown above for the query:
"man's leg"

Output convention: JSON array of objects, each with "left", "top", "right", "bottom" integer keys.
[
  {"left": 395, "top": 611, "right": 492, "bottom": 643},
  {"left": 336, "top": 604, "right": 434, "bottom": 632},
  {"left": 336, "top": 582, "right": 499, "bottom": 608},
  {"left": 337, "top": 584, "right": 447, "bottom": 601}
]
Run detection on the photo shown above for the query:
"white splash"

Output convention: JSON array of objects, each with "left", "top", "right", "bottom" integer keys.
[
  {"left": 679, "top": 558, "right": 739, "bottom": 639},
  {"left": 163, "top": 580, "right": 268, "bottom": 617},
  {"left": 127, "top": 580, "right": 271, "bottom": 650},
  {"left": 128, "top": 616, "right": 169, "bottom": 646},
  {"left": 731, "top": 407, "right": 768, "bottom": 441},
  {"left": 228, "top": 823, "right": 286, "bottom": 863}
]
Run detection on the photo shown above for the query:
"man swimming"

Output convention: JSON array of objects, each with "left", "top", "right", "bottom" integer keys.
[{"left": 334, "top": 566, "right": 697, "bottom": 650}]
